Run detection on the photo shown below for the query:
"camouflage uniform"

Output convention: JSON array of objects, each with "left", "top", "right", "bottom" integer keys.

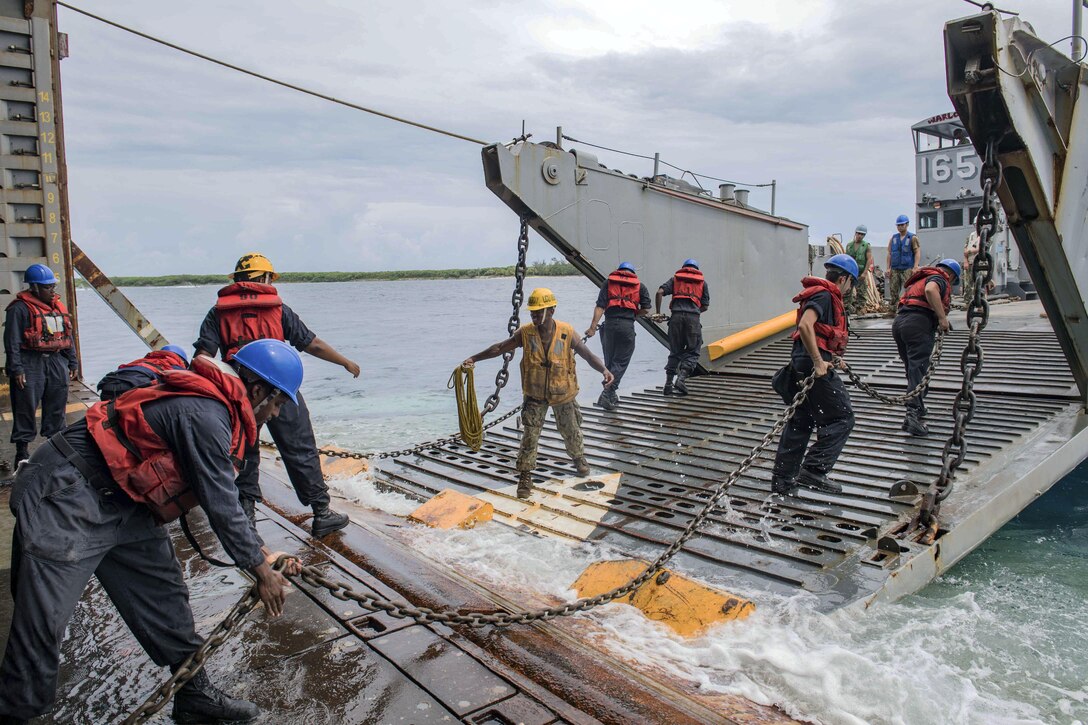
[{"left": 516, "top": 398, "right": 584, "bottom": 472}]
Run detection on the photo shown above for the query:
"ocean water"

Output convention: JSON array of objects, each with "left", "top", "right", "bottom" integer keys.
[{"left": 75, "top": 277, "right": 1088, "bottom": 724}]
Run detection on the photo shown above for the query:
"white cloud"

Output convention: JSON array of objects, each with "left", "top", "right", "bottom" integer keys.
[{"left": 56, "top": 0, "right": 1078, "bottom": 275}]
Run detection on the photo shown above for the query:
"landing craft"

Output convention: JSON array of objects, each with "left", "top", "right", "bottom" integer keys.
[{"left": 1, "top": 2, "right": 1087, "bottom": 723}]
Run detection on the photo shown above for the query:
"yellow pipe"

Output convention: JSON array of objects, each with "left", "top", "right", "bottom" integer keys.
[{"left": 707, "top": 311, "right": 795, "bottom": 360}]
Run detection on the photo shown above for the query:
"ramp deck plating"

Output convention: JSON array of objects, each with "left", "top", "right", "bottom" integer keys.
[{"left": 377, "top": 306, "right": 1087, "bottom": 610}]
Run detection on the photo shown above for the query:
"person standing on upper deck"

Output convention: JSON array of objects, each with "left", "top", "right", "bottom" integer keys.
[
  {"left": 462, "top": 288, "right": 613, "bottom": 500},
  {"left": 771, "top": 254, "right": 858, "bottom": 497},
  {"left": 892, "top": 259, "right": 960, "bottom": 437},
  {"left": 585, "top": 262, "right": 651, "bottom": 410},
  {"left": 844, "top": 225, "right": 874, "bottom": 315},
  {"left": 194, "top": 253, "right": 359, "bottom": 539},
  {"left": 886, "top": 215, "right": 921, "bottom": 305},
  {"left": 4, "top": 264, "right": 78, "bottom": 470},
  {"left": 655, "top": 259, "right": 710, "bottom": 396}
]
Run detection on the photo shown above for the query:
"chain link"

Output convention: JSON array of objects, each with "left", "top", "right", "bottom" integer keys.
[
  {"left": 123, "top": 560, "right": 288, "bottom": 724},
  {"left": 913, "top": 138, "right": 1000, "bottom": 539},
  {"left": 836, "top": 331, "right": 945, "bottom": 405}
]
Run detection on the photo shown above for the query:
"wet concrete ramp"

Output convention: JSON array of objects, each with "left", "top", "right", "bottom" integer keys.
[{"left": 377, "top": 311, "right": 1088, "bottom": 610}]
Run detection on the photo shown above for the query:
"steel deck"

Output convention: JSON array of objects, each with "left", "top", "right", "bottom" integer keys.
[{"left": 376, "top": 304, "right": 1088, "bottom": 610}]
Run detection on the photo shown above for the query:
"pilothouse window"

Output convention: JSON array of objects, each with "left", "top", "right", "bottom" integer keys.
[
  {"left": 918, "top": 212, "right": 938, "bottom": 230},
  {"left": 943, "top": 208, "right": 964, "bottom": 227}
]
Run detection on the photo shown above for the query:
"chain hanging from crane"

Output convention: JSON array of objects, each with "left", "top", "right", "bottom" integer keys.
[{"left": 909, "top": 137, "right": 1001, "bottom": 543}]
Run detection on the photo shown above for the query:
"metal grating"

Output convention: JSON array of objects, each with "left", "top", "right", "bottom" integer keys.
[{"left": 375, "top": 319, "right": 1082, "bottom": 609}]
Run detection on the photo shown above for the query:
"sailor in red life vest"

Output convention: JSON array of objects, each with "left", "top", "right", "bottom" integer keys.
[
  {"left": 0, "top": 340, "right": 305, "bottom": 724},
  {"left": 3, "top": 264, "right": 79, "bottom": 469},
  {"left": 771, "top": 254, "right": 858, "bottom": 497},
  {"left": 654, "top": 259, "right": 710, "bottom": 396},
  {"left": 194, "top": 253, "right": 360, "bottom": 539},
  {"left": 584, "top": 262, "right": 651, "bottom": 410},
  {"left": 892, "top": 258, "right": 960, "bottom": 437},
  {"left": 96, "top": 344, "right": 190, "bottom": 401}
]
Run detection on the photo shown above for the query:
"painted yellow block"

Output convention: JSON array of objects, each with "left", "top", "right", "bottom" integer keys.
[
  {"left": 409, "top": 489, "right": 494, "bottom": 530},
  {"left": 707, "top": 310, "right": 795, "bottom": 360},
  {"left": 319, "top": 446, "right": 370, "bottom": 479},
  {"left": 572, "top": 559, "right": 754, "bottom": 637}
]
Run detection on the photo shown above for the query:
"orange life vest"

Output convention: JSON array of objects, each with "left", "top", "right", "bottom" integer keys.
[
  {"left": 215, "top": 282, "right": 284, "bottom": 360},
  {"left": 7, "top": 291, "right": 73, "bottom": 353},
  {"left": 791, "top": 277, "right": 848, "bottom": 355},
  {"left": 86, "top": 356, "right": 257, "bottom": 524},
  {"left": 605, "top": 270, "right": 640, "bottom": 310},
  {"left": 899, "top": 266, "right": 952, "bottom": 313},
  {"left": 117, "top": 350, "right": 188, "bottom": 378},
  {"left": 672, "top": 267, "right": 705, "bottom": 307}
]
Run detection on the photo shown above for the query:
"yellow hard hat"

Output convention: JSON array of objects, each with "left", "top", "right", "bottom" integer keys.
[
  {"left": 233, "top": 252, "right": 279, "bottom": 281},
  {"left": 526, "top": 287, "right": 557, "bottom": 311}
]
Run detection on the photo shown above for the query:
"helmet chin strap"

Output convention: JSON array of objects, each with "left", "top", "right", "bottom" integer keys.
[{"left": 253, "top": 388, "right": 282, "bottom": 417}]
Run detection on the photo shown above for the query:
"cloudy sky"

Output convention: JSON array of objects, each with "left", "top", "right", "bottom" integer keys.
[{"left": 56, "top": 0, "right": 1076, "bottom": 276}]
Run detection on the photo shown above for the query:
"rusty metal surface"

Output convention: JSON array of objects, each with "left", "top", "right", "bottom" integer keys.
[
  {"left": 70, "top": 240, "right": 168, "bottom": 350},
  {"left": 375, "top": 311, "right": 1087, "bottom": 611}
]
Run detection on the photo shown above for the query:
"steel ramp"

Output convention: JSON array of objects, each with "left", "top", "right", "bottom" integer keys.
[{"left": 376, "top": 310, "right": 1087, "bottom": 610}]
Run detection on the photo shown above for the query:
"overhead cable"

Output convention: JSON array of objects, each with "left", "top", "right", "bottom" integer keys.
[{"left": 56, "top": 2, "right": 489, "bottom": 145}]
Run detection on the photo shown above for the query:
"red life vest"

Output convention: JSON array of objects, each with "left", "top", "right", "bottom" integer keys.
[
  {"left": 117, "top": 350, "right": 188, "bottom": 378},
  {"left": 86, "top": 355, "right": 257, "bottom": 524},
  {"left": 215, "top": 282, "right": 284, "bottom": 360},
  {"left": 605, "top": 270, "right": 640, "bottom": 310},
  {"left": 672, "top": 267, "right": 705, "bottom": 307},
  {"left": 6, "top": 291, "right": 73, "bottom": 353},
  {"left": 790, "top": 277, "right": 849, "bottom": 355},
  {"left": 899, "top": 266, "right": 952, "bottom": 313}
]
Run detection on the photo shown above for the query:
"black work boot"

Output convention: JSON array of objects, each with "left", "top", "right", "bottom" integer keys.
[
  {"left": 171, "top": 667, "right": 259, "bottom": 724},
  {"left": 516, "top": 471, "right": 533, "bottom": 499},
  {"left": 573, "top": 457, "right": 591, "bottom": 476},
  {"left": 12, "top": 442, "right": 29, "bottom": 469},
  {"left": 594, "top": 390, "right": 608, "bottom": 408},
  {"left": 797, "top": 469, "right": 843, "bottom": 495},
  {"left": 771, "top": 475, "right": 799, "bottom": 496},
  {"left": 673, "top": 369, "right": 690, "bottom": 396},
  {"left": 311, "top": 504, "right": 349, "bottom": 538},
  {"left": 601, "top": 387, "right": 618, "bottom": 411},
  {"left": 903, "top": 411, "right": 929, "bottom": 437},
  {"left": 607, "top": 387, "right": 620, "bottom": 409},
  {"left": 663, "top": 374, "right": 675, "bottom": 396}
]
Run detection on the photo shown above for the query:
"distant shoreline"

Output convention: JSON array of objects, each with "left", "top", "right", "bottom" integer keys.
[{"left": 79, "top": 260, "right": 580, "bottom": 287}]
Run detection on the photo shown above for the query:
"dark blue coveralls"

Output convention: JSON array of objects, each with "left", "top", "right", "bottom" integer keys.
[
  {"left": 658, "top": 276, "right": 711, "bottom": 376},
  {"left": 892, "top": 275, "right": 949, "bottom": 418},
  {"left": 0, "top": 397, "right": 264, "bottom": 720},
  {"left": 195, "top": 305, "right": 331, "bottom": 515},
  {"left": 4, "top": 299, "right": 77, "bottom": 445},
  {"left": 772, "top": 289, "right": 856, "bottom": 481},
  {"left": 595, "top": 281, "right": 651, "bottom": 391}
]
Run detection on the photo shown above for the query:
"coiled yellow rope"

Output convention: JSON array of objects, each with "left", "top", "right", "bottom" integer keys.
[{"left": 449, "top": 365, "right": 484, "bottom": 451}]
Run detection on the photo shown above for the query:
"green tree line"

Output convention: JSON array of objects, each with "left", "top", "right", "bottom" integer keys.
[{"left": 80, "top": 258, "right": 579, "bottom": 287}]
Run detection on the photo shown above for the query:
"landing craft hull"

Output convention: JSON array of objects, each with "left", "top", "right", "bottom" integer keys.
[{"left": 482, "top": 141, "right": 810, "bottom": 371}]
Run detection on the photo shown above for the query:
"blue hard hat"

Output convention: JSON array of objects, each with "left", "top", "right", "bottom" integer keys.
[
  {"left": 24, "top": 263, "right": 57, "bottom": 285},
  {"left": 937, "top": 258, "right": 962, "bottom": 283},
  {"left": 617, "top": 262, "right": 636, "bottom": 273},
  {"left": 855, "top": 224, "right": 867, "bottom": 235},
  {"left": 231, "top": 339, "right": 303, "bottom": 405},
  {"left": 682, "top": 258, "right": 699, "bottom": 269},
  {"left": 895, "top": 214, "right": 910, "bottom": 226},
  {"left": 161, "top": 344, "right": 189, "bottom": 364},
  {"left": 825, "top": 253, "right": 859, "bottom": 281}
]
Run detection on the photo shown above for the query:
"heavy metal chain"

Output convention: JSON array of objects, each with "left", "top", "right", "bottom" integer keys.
[
  {"left": 294, "top": 374, "right": 817, "bottom": 627},
  {"left": 483, "top": 215, "right": 530, "bottom": 415},
  {"left": 836, "top": 332, "right": 946, "bottom": 405},
  {"left": 913, "top": 138, "right": 1001, "bottom": 539},
  {"left": 314, "top": 216, "right": 531, "bottom": 462},
  {"left": 123, "top": 560, "right": 288, "bottom": 724}
]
